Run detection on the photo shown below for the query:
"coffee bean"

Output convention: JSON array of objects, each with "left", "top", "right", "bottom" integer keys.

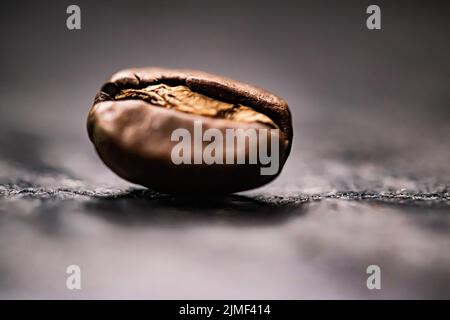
[{"left": 87, "top": 68, "right": 293, "bottom": 194}]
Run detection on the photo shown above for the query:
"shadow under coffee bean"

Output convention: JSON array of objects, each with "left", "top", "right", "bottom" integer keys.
[{"left": 87, "top": 67, "right": 293, "bottom": 194}]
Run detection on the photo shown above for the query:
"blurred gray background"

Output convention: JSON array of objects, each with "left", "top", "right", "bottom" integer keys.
[{"left": 0, "top": 0, "right": 449, "bottom": 299}]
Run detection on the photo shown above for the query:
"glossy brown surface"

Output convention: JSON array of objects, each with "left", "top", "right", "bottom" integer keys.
[{"left": 88, "top": 68, "right": 293, "bottom": 193}]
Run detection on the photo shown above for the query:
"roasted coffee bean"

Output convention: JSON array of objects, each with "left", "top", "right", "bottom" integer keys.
[{"left": 87, "top": 68, "right": 293, "bottom": 194}]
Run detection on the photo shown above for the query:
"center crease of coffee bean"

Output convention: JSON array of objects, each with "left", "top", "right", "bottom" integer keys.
[{"left": 114, "top": 84, "right": 277, "bottom": 127}]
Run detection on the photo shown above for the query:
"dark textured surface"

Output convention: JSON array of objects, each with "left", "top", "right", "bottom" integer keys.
[{"left": 1, "top": 0, "right": 450, "bottom": 299}]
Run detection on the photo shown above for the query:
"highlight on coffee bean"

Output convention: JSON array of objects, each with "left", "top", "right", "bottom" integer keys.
[{"left": 87, "top": 67, "right": 293, "bottom": 194}]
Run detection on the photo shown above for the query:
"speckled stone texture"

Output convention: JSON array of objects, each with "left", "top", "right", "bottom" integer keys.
[
  {"left": 1, "top": 0, "right": 449, "bottom": 299},
  {"left": 1, "top": 120, "right": 449, "bottom": 299}
]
